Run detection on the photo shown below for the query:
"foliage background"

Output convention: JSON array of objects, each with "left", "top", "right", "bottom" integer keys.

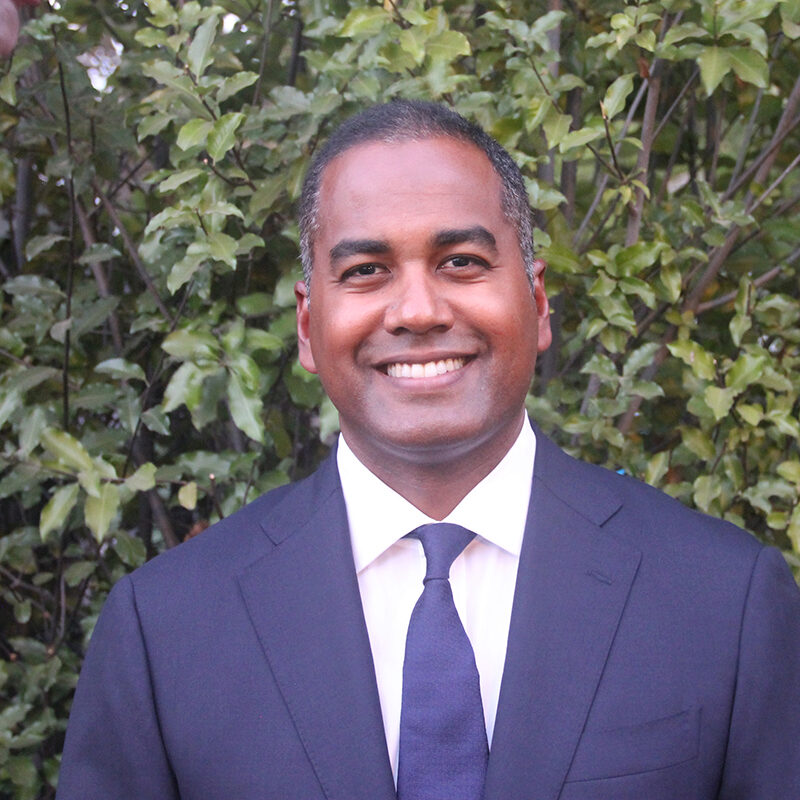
[{"left": 1, "top": 0, "right": 799, "bottom": 795}]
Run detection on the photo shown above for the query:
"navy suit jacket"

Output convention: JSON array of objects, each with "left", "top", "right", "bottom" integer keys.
[{"left": 57, "top": 431, "right": 800, "bottom": 799}]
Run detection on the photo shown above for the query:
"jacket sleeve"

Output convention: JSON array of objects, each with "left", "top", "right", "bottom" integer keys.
[
  {"left": 56, "top": 575, "right": 179, "bottom": 800},
  {"left": 719, "top": 546, "right": 800, "bottom": 798}
]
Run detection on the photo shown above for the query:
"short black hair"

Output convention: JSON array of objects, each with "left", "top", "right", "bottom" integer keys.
[{"left": 298, "top": 99, "right": 535, "bottom": 288}]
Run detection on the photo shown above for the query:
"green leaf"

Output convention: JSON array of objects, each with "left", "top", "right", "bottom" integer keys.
[
  {"left": 207, "top": 232, "right": 238, "bottom": 268},
  {"left": 25, "top": 234, "right": 66, "bottom": 260},
  {"left": 558, "top": 126, "right": 604, "bottom": 153},
  {"left": 162, "top": 329, "right": 219, "bottom": 360},
  {"left": 39, "top": 483, "right": 80, "bottom": 540},
  {"left": 63, "top": 560, "right": 96, "bottom": 587},
  {"left": 14, "top": 599, "right": 32, "bottom": 624},
  {"left": 682, "top": 427, "right": 716, "bottom": 460},
  {"left": 226, "top": 370, "right": 264, "bottom": 442},
  {"left": 602, "top": 73, "right": 634, "bottom": 120},
  {"left": 667, "top": 340, "right": 717, "bottom": 380},
  {"left": 245, "top": 329, "right": 284, "bottom": 352},
  {"left": 142, "top": 60, "right": 210, "bottom": 118},
  {"left": 704, "top": 386, "right": 736, "bottom": 421},
  {"left": 427, "top": 30, "right": 471, "bottom": 62},
  {"left": 95, "top": 358, "right": 146, "bottom": 383},
  {"left": 41, "top": 429, "right": 95, "bottom": 473},
  {"left": 187, "top": 13, "right": 219, "bottom": 78},
  {"left": 540, "top": 242, "right": 582, "bottom": 274},
  {"left": 736, "top": 403, "right": 763, "bottom": 426},
  {"left": 727, "top": 47, "right": 768, "bottom": 88},
  {"left": 113, "top": 531, "right": 147, "bottom": 567},
  {"left": 662, "top": 22, "right": 709, "bottom": 47},
  {"left": 339, "top": 7, "right": 391, "bottom": 38},
  {"left": 398, "top": 27, "right": 427, "bottom": 65},
  {"left": 168, "top": 246, "right": 207, "bottom": 294},
  {"left": 0, "top": 72, "right": 16, "bottom": 105},
  {"left": 134, "top": 27, "right": 168, "bottom": 46},
  {"left": 159, "top": 168, "right": 205, "bottom": 193},
  {"left": 141, "top": 408, "right": 171, "bottom": 436},
  {"left": 162, "top": 362, "right": 208, "bottom": 413},
  {"left": 125, "top": 463, "right": 157, "bottom": 492},
  {"left": 777, "top": 461, "right": 800, "bottom": 485},
  {"left": 6, "top": 755, "right": 37, "bottom": 788},
  {"left": 542, "top": 110, "right": 572, "bottom": 149},
  {"left": 725, "top": 351, "right": 768, "bottom": 392},
  {"left": 659, "top": 262, "right": 682, "bottom": 302},
  {"left": 614, "top": 241, "right": 665, "bottom": 276},
  {"left": 177, "top": 118, "right": 212, "bottom": 150},
  {"left": 634, "top": 29, "right": 657, "bottom": 51},
  {"left": 19, "top": 407, "right": 47, "bottom": 457},
  {"left": 144, "top": 0, "right": 178, "bottom": 27},
  {"left": 729, "top": 313, "right": 751, "bottom": 347},
  {"left": 84, "top": 482, "right": 120, "bottom": 542},
  {"left": 698, "top": 46, "right": 731, "bottom": 95},
  {"left": 217, "top": 71, "right": 259, "bottom": 102},
  {"left": 78, "top": 243, "right": 122, "bottom": 264},
  {"left": 645, "top": 451, "right": 669, "bottom": 486},
  {"left": 207, "top": 112, "right": 245, "bottom": 162},
  {"left": 0, "top": 388, "right": 21, "bottom": 429},
  {"left": 178, "top": 481, "right": 198, "bottom": 510}
]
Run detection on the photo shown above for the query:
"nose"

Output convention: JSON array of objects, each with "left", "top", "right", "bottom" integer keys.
[{"left": 383, "top": 269, "right": 455, "bottom": 335}]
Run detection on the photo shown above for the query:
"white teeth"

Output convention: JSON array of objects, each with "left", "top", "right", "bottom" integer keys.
[{"left": 386, "top": 358, "right": 466, "bottom": 378}]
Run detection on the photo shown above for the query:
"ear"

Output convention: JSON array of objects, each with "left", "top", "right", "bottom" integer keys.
[
  {"left": 532, "top": 259, "right": 552, "bottom": 353},
  {"left": 295, "top": 280, "right": 318, "bottom": 374}
]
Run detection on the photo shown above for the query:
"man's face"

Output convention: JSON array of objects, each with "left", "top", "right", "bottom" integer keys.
[{"left": 296, "top": 136, "right": 551, "bottom": 471}]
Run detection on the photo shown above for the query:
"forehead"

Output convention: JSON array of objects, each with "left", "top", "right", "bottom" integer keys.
[{"left": 315, "top": 137, "right": 507, "bottom": 243}]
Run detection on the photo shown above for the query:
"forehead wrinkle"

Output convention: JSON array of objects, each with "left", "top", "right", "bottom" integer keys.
[
  {"left": 432, "top": 226, "right": 498, "bottom": 252},
  {"left": 329, "top": 238, "right": 390, "bottom": 264}
]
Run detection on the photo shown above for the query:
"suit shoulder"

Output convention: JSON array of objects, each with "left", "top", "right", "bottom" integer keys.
[
  {"left": 127, "top": 454, "right": 338, "bottom": 592},
  {"left": 534, "top": 430, "right": 763, "bottom": 565}
]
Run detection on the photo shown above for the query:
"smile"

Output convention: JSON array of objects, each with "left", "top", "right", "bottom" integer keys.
[{"left": 386, "top": 357, "right": 467, "bottom": 378}]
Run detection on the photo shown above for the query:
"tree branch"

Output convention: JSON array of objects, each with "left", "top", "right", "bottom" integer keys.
[{"left": 93, "top": 182, "right": 175, "bottom": 325}]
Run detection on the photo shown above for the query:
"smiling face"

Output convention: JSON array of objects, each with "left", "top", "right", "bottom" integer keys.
[{"left": 296, "top": 136, "right": 551, "bottom": 478}]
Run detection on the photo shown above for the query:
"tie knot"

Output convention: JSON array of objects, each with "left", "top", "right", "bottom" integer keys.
[{"left": 411, "top": 523, "right": 475, "bottom": 582}]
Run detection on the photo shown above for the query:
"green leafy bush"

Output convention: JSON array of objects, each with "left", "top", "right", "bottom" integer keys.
[{"left": 1, "top": 0, "right": 798, "bottom": 795}]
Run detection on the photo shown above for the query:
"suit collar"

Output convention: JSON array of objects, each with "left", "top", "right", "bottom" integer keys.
[
  {"left": 485, "top": 429, "right": 641, "bottom": 800},
  {"left": 238, "top": 453, "right": 396, "bottom": 800}
]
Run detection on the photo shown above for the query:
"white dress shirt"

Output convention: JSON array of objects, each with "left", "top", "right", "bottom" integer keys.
[{"left": 337, "top": 416, "right": 536, "bottom": 782}]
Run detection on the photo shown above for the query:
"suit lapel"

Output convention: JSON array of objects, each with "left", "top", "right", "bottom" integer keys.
[
  {"left": 485, "top": 433, "right": 642, "bottom": 800},
  {"left": 237, "top": 456, "right": 396, "bottom": 800}
]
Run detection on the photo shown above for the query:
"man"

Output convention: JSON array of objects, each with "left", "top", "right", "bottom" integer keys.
[{"left": 57, "top": 101, "right": 800, "bottom": 799}]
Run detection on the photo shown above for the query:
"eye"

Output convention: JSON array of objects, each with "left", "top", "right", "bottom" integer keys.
[
  {"left": 441, "top": 254, "right": 489, "bottom": 271},
  {"left": 341, "top": 263, "right": 388, "bottom": 281}
]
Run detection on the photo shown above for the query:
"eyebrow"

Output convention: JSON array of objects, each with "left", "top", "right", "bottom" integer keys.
[
  {"left": 432, "top": 226, "right": 497, "bottom": 251},
  {"left": 329, "top": 238, "right": 390, "bottom": 264},
  {"left": 327, "top": 226, "right": 498, "bottom": 265}
]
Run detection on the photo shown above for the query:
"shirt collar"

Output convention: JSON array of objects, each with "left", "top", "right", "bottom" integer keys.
[{"left": 338, "top": 416, "right": 536, "bottom": 573}]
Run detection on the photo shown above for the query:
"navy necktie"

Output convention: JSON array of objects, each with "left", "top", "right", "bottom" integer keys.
[{"left": 397, "top": 523, "right": 489, "bottom": 800}]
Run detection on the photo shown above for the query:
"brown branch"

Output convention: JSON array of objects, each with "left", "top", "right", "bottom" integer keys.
[
  {"left": 747, "top": 151, "right": 800, "bottom": 215},
  {"left": 573, "top": 78, "right": 649, "bottom": 247},
  {"left": 625, "top": 62, "right": 662, "bottom": 246},
  {"left": 93, "top": 182, "right": 175, "bottom": 325},
  {"left": 750, "top": 75, "right": 800, "bottom": 190},
  {"left": 75, "top": 200, "right": 124, "bottom": 354},
  {"left": 253, "top": 0, "right": 275, "bottom": 104},
  {"left": 723, "top": 109, "right": 800, "bottom": 202}
]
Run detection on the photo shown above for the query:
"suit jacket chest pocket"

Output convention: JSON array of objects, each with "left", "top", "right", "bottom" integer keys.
[{"left": 560, "top": 707, "right": 699, "bottom": 800}]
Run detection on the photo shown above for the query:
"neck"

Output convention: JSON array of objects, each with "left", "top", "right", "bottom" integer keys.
[{"left": 341, "top": 416, "right": 525, "bottom": 519}]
